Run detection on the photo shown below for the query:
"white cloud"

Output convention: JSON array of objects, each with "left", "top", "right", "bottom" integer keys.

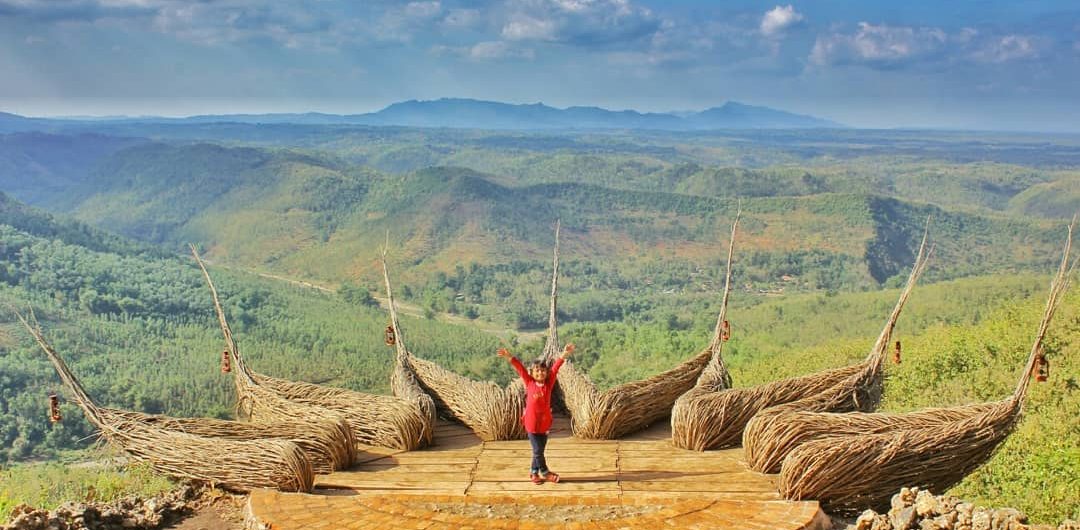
[
  {"left": 760, "top": 5, "right": 802, "bottom": 37},
  {"left": 956, "top": 27, "right": 978, "bottom": 44},
  {"left": 404, "top": 1, "right": 441, "bottom": 19},
  {"left": 810, "top": 22, "right": 1045, "bottom": 69},
  {"left": 146, "top": 3, "right": 336, "bottom": 49},
  {"left": 96, "top": 0, "right": 156, "bottom": 7},
  {"left": 370, "top": 1, "right": 445, "bottom": 43},
  {"left": 431, "top": 39, "right": 535, "bottom": 61},
  {"left": 502, "top": 15, "right": 557, "bottom": 40},
  {"left": 972, "top": 34, "right": 1038, "bottom": 63},
  {"left": 499, "top": 0, "right": 660, "bottom": 46},
  {"left": 810, "top": 23, "right": 948, "bottom": 66},
  {"left": 441, "top": 8, "right": 482, "bottom": 29},
  {"left": 469, "top": 40, "right": 534, "bottom": 60}
]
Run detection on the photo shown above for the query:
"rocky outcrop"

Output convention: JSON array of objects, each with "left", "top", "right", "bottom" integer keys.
[
  {"left": 846, "top": 487, "right": 1078, "bottom": 530},
  {"left": 1, "top": 485, "right": 198, "bottom": 530}
]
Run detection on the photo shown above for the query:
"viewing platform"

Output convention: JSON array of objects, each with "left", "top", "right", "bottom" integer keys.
[{"left": 246, "top": 417, "right": 829, "bottom": 530}]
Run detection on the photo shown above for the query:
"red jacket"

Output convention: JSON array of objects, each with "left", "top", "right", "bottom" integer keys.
[{"left": 510, "top": 357, "right": 565, "bottom": 434}]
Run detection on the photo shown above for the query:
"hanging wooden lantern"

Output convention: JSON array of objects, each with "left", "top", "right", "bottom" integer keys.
[
  {"left": 49, "top": 393, "right": 62, "bottom": 423},
  {"left": 385, "top": 325, "right": 396, "bottom": 346},
  {"left": 721, "top": 320, "right": 731, "bottom": 342},
  {"left": 892, "top": 340, "right": 902, "bottom": 364},
  {"left": 1035, "top": 354, "right": 1049, "bottom": 383},
  {"left": 221, "top": 350, "right": 231, "bottom": 373}
]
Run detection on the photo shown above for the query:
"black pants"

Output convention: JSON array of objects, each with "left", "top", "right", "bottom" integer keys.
[{"left": 528, "top": 432, "right": 549, "bottom": 474}]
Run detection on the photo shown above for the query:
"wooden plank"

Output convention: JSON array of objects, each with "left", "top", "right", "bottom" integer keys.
[
  {"left": 622, "top": 490, "right": 783, "bottom": 501},
  {"left": 315, "top": 479, "right": 468, "bottom": 491},
  {"left": 476, "top": 452, "right": 618, "bottom": 460},
  {"left": 405, "top": 447, "right": 483, "bottom": 455},
  {"left": 370, "top": 458, "right": 478, "bottom": 467},
  {"left": 334, "top": 472, "right": 468, "bottom": 482},
  {"left": 376, "top": 452, "right": 480, "bottom": 462},
  {"left": 616, "top": 471, "right": 774, "bottom": 483},
  {"left": 472, "top": 471, "right": 619, "bottom": 482},
  {"left": 475, "top": 459, "right": 618, "bottom": 469},
  {"left": 465, "top": 488, "right": 599, "bottom": 498},
  {"left": 357, "top": 463, "right": 479, "bottom": 472},
  {"left": 619, "top": 454, "right": 749, "bottom": 463},
  {"left": 471, "top": 462, "right": 616, "bottom": 473},
  {"left": 475, "top": 452, "right": 618, "bottom": 459},
  {"left": 620, "top": 481, "right": 779, "bottom": 493},
  {"left": 466, "top": 480, "right": 621, "bottom": 493},
  {"left": 479, "top": 443, "right": 603, "bottom": 450}
]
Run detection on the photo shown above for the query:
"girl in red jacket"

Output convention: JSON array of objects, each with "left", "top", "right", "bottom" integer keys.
[{"left": 497, "top": 343, "right": 575, "bottom": 484}]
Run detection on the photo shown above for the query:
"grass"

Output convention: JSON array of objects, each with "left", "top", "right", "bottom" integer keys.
[{"left": 0, "top": 450, "right": 175, "bottom": 522}]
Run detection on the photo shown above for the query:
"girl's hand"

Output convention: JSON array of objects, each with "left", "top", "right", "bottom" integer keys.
[
  {"left": 496, "top": 348, "right": 511, "bottom": 359},
  {"left": 560, "top": 343, "right": 576, "bottom": 359}
]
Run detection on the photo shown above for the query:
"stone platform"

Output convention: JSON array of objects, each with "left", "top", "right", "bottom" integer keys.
[{"left": 246, "top": 417, "right": 829, "bottom": 530}]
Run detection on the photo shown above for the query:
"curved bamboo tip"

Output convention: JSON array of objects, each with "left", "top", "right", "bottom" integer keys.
[
  {"left": 865, "top": 221, "right": 933, "bottom": 368},
  {"left": 696, "top": 209, "right": 741, "bottom": 389},
  {"left": 13, "top": 306, "right": 37, "bottom": 336},
  {"left": 189, "top": 244, "right": 258, "bottom": 387},
  {"left": 379, "top": 240, "right": 410, "bottom": 360},
  {"left": 543, "top": 219, "right": 562, "bottom": 361},
  {"left": 1015, "top": 218, "right": 1077, "bottom": 400},
  {"left": 707, "top": 209, "right": 741, "bottom": 352},
  {"left": 14, "top": 306, "right": 102, "bottom": 422}
]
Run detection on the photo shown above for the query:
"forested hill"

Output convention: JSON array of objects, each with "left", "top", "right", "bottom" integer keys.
[
  {"left": 0, "top": 195, "right": 502, "bottom": 461},
  {"left": 0, "top": 141, "right": 1064, "bottom": 294},
  {"left": 0, "top": 130, "right": 1075, "bottom": 334},
  {"left": 0, "top": 191, "right": 160, "bottom": 257}
]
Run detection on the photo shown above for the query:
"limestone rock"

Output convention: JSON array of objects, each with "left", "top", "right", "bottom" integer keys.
[
  {"left": 893, "top": 507, "right": 919, "bottom": 530},
  {"left": 915, "top": 490, "right": 940, "bottom": 517},
  {"left": 837, "top": 487, "right": 1072, "bottom": 530},
  {"left": 0, "top": 484, "right": 199, "bottom": 530},
  {"left": 853, "top": 510, "right": 892, "bottom": 530}
]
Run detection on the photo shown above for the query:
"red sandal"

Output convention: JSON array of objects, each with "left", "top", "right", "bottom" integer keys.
[
  {"left": 530, "top": 473, "right": 544, "bottom": 485},
  {"left": 546, "top": 472, "right": 560, "bottom": 483}
]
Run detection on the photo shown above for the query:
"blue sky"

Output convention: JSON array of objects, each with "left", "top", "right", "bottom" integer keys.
[{"left": 1, "top": 0, "right": 1079, "bottom": 130}]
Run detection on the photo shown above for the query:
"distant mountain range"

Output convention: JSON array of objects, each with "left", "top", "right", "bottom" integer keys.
[{"left": 0, "top": 99, "right": 842, "bottom": 131}]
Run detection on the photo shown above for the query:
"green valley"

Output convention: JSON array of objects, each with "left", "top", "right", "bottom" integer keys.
[{"left": 0, "top": 124, "right": 1077, "bottom": 523}]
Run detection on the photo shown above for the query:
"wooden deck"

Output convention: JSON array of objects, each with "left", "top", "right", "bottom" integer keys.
[{"left": 246, "top": 417, "right": 829, "bottom": 530}]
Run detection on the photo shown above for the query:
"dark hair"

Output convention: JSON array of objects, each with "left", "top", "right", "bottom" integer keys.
[{"left": 528, "top": 359, "right": 549, "bottom": 371}]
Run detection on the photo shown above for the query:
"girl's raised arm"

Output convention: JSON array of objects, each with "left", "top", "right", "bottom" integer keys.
[
  {"left": 498, "top": 348, "right": 530, "bottom": 382},
  {"left": 549, "top": 343, "right": 575, "bottom": 381}
]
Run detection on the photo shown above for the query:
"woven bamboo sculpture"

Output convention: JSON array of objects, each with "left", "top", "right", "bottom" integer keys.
[
  {"left": 380, "top": 244, "right": 523, "bottom": 441},
  {"left": 190, "top": 247, "right": 357, "bottom": 471},
  {"left": 742, "top": 223, "right": 933, "bottom": 472},
  {"left": 191, "top": 245, "right": 433, "bottom": 451},
  {"left": 557, "top": 216, "right": 740, "bottom": 439},
  {"left": 777, "top": 223, "right": 1074, "bottom": 512},
  {"left": 18, "top": 312, "right": 315, "bottom": 493}
]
